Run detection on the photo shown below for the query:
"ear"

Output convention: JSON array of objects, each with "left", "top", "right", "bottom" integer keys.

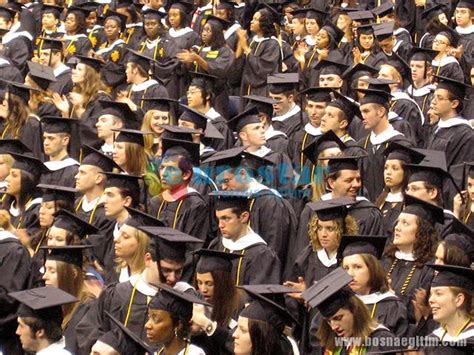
[
  {"left": 182, "top": 169, "right": 192, "bottom": 182},
  {"left": 239, "top": 211, "right": 250, "bottom": 223},
  {"left": 123, "top": 195, "right": 133, "bottom": 207},
  {"left": 143, "top": 252, "right": 153, "bottom": 266},
  {"left": 238, "top": 130, "right": 247, "bottom": 142},
  {"left": 454, "top": 292, "right": 466, "bottom": 309},
  {"left": 327, "top": 176, "right": 336, "bottom": 190},
  {"left": 63, "top": 135, "right": 71, "bottom": 146},
  {"left": 427, "top": 187, "right": 439, "bottom": 201},
  {"left": 35, "top": 328, "right": 46, "bottom": 340},
  {"left": 339, "top": 119, "right": 348, "bottom": 130},
  {"left": 287, "top": 93, "right": 294, "bottom": 102},
  {"left": 451, "top": 98, "right": 460, "bottom": 111}
]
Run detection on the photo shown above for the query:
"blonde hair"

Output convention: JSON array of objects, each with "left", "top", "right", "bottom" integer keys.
[
  {"left": 141, "top": 109, "right": 172, "bottom": 156},
  {"left": 0, "top": 153, "right": 14, "bottom": 172},
  {"left": 308, "top": 215, "right": 358, "bottom": 251},
  {"left": 0, "top": 209, "right": 13, "bottom": 231},
  {"left": 115, "top": 226, "right": 150, "bottom": 275},
  {"left": 380, "top": 64, "right": 402, "bottom": 87}
]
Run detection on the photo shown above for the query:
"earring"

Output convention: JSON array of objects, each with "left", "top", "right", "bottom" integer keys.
[{"left": 174, "top": 328, "right": 178, "bottom": 338}]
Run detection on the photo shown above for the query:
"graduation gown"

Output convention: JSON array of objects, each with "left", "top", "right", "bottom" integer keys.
[
  {"left": 287, "top": 123, "right": 321, "bottom": 182},
  {"left": 40, "top": 157, "right": 80, "bottom": 188},
  {"left": 49, "top": 64, "right": 74, "bottom": 95},
  {"left": 424, "top": 324, "right": 474, "bottom": 355},
  {"left": 204, "top": 108, "right": 234, "bottom": 151},
  {"left": 379, "top": 193, "right": 404, "bottom": 242},
  {"left": 64, "top": 298, "right": 96, "bottom": 355},
  {"left": 0, "top": 56, "right": 23, "bottom": 83},
  {"left": 271, "top": 104, "right": 305, "bottom": 140},
  {"left": 292, "top": 246, "right": 338, "bottom": 287},
  {"left": 224, "top": 22, "right": 245, "bottom": 94},
  {"left": 390, "top": 91, "right": 425, "bottom": 146},
  {"left": 126, "top": 79, "right": 169, "bottom": 113},
  {"left": 5, "top": 197, "right": 42, "bottom": 237},
  {"left": 241, "top": 36, "right": 281, "bottom": 96},
  {"left": 63, "top": 34, "right": 92, "bottom": 61},
  {"left": 75, "top": 195, "right": 114, "bottom": 233},
  {"left": 1, "top": 115, "right": 43, "bottom": 159},
  {"left": 432, "top": 56, "right": 465, "bottom": 82},
  {"left": 265, "top": 126, "right": 288, "bottom": 155},
  {"left": 133, "top": 36, "right": 167, "bottom": 61},
  {"left": 87, "top": 25, "right": 106, "bottom": 51},
  {"left": 95, "top": 39, "right": 127, "bottom": 89},
  {"left": 425, "top": 118, "right": 474, "bottom": 168},
  {"left": 1, "top": 30, "right": 32, "bottom": 73},
  {"left": 208, "top": 231, "right": 282, "bottom": 285},
  {"left": 75, "top": 91, "right": 111, "bottom": 148},
  {"left": 408, "top": 83, "right": 435, "bottom": 144}
]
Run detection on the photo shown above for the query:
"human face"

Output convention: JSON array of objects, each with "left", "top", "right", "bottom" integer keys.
[
  {"left": 145, "top": 309, "right": 174, "bottom": 345},
  {"left": 65, "top": 13, "right": 78, "bottom": 33},
  {"left": 186, "top": 85, "right": 205, "bottom": 109},
  {"left": 269, "top": 92, "right": 293, "bottom": 116},
  {"left": 0, "top": 93, "right": 8, "bottom": 118},
  {"left": 240, "top": 122, "right": 266, "bottom": 146},
  {"left": 431, "top": 88, "right": 456, "bottom": 118},
  {"left": 336, "top": 14, "right": 351, "bottom": 32},
  {"left": 378, "top": 36, "right": 394, "bottom": 53},
  {"left": 42, "top": 259, "right": 59, "bottom": 287},
  {"left": 103, "top": 187, "right": 127, "bottom": 218},
  {"left": 16, "top": 317, "right": 39, "bottom": 352},
  {"left": 115, "top": 224, "right": 139, "bottom": 259},
  {"left": 71, "top": 63, "right": 87, "bottom": 84},
  {"left": 112, "top": 142, "right": 127, "bottom": 168},
  {"left": 0, "top": 155, "right": 11, "bottom": 181},
  {"left": 360, "top": 103, "right": 383, "bottom": 130},
  {"left": 329, "top": 170, "right": 361, "bottom": 199},
  {"left": 305, "top": 18, "right": 319, "bottom": 36},
  {"left": 125, "top": 62, "right": 137, "bottom": 83},
  {"left": 250, "top": 11, "right": 261, "bottom": 34},
  {"left": 47, "top": 226, "right": 68, "bottom": 246},
  {"left": 324, "top": 308, "right": 354, "bottom": 338},
  {"left": 144, "top": 18, "right": 160, "bottom": 38},
  {"left": 42, "top": 13, "right": 58, "bottom": 31},
  {"left": 468, "top": 176, "right": 474, "bottom": 201},
  {"left": 320, "top": 106, "right": 344, "bottom": 133},
  {"left": 406, "top": 181, "right": 433, "bottom": 202},
  {"left": 384, "top": 159, "right": 404, "bottom": 189},
  {"left": 0, "top": 18, "right": 12, "bottom": 30},
  {"left": 319, "top": 147, "right": 342, "bottom": 167},
  {"left": 410, "top": 60, "right": 426, "bottom": 83},
  {"left": 215, "top": 9, "right": 229, "bottom": 21},
  {"left": 429, "top": 287, "right": 460, "bottom": 323},
  {"left": 43, "top": 132, "right": 67, "bottom": 158},
  {"left": 167, "top": 8, "right": 181, "bottom": 29},
  {"left": 148, "top": 110, "right": 170, "bottom": 135},
  {"left": 75, "top": 165, "right": 99, "bottom": 193},
  {"left": 96, "top": 114, "right": 120, "bottom": 140},
  {"left": 217, "top": 169, "right": 247, "bottom": 191},
  {"left": 319, "top": 74, "right": 342, "bottom": 88},
  {"left": 39, "top": 201, "right": 56, "bottom": 228},
  {"left": 316, "top": 220, "right": 339, "bottom": 252},
  {"left": 434, "top": 243, "right": 445, "bottom": 265},
  {"left": 316, "top": 28, "right": 330, "bottom": 49},
  {"left": 291, "top": 18, "right": 305, "bottom": 36},
  {"left": 86, "top": 11, "right": 97, "bottom": 29},
  {"left": 104, "top": 18, "right": 120, "bottom": 40},
  {"left": 201, "top": 23, "right": 212, "bottom": 45},
  {"left": 432, "top": 34, "right": 450, "bottom": 53},
  {"left": 216, "top": 208, "right": 246, "bottom": 240},
  {"left": 160, "top": 259, "right": 184, "bottom": 286},
  {"left": 39, "top": 48, "right": 61, "bottom": 67},
  {"left": 455, "top": 7, "right": 472, "bottom": 27},
  {"left": 5, "top": 168, "right": 21, "bottom": 196},
  {"left": 306, "top": 100, "right": 327, "bottom": 127},
  {"left": 343, "top": 254, "right": 371, "bottom": 295},
  {"left": 359, "top": 34, "right": 374, "bottom": 51},
  {"left": 159, "top": 158, "right": 186, "bottom": 190},
  {"left": 196, "top": 272, "right": 214, "bottom": 303},
  {"left": 233, "top": 316, "right": 252, "bottom": 355},
  {"left": 393, "top": 212, "right": 418, "bottom": 249}
]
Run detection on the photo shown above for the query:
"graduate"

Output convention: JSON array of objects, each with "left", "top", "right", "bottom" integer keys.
[
  {"left": 373, "top": 21, "right": 411, "bottom": 63},
  {"left": 350, "top": 23, "right": 386, "bottom": 69},
  {"left": 38, "top": 38, "right": 73, "bottom": 96},
  {"left": 63, "top": 6, "right": 93, "bottom": 61},
  {"left": 134, "top": 8, "right": 167, "bottom": 61},
  {"left": 111, "top": 129, "right": 149, "bottom": 177},
  {"left": 431, "top": 25, "right": 465, "bottom": 82},
  {"left": 455, "top": 1, "right": 474, "bottom": 63},
  {"left": 319, "top": 90, "right": 358, "bottom": 143},
  {"left": 453, "top": 162, "right": 474, "bottom": 228},
  {"left": 207, "top": 191, "right": 282, "bottom": 285},
  {"left": 313, "top": 55, "right": 349, "bottom": 92}
]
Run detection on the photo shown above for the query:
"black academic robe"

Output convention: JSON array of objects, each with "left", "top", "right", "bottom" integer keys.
[
  {"left": 388, "top": 113, "right": 417, "bottom": 145},
  {"left": 208, "top": 234, "right": 282, "bottom": 285},
  {"left": 380, "top": 199, "right": 403, "bottom": 242},
  {"left": 224, "top": 23, "right": 245, "bottom": 95},
  {"left": 191, "top": 4, "right": 213, "bottom": 34},
  {"left": 64, "top": 34, "right": 92, "bottom": 61},
  {"left": 87, "top": 26, "right": 106, "bottom": 51},
  {"left": 265, "top": 127, "right": 288, "bottom": 155},
  {"left": 0, "top": 57, "right": 22, "bottom": 82},
  {"left": 2, "top": 32, "right": 32, "bottom": 74},
  {"left": 205, "top": 110, "right": 234, "bottom": 151},
  {"left": 292, "top": 246, "right": 338, "bottom": 287},
  {"left": 4, "top": 197, "right": 42, "bottom": 237},
  {"left": 76, "top": 92, "right": 111, "bottom": 148},
  {"left": 96, "top": 39, "right": 128, "bottom": 89},
  {"left": 390, "top": 92, "right": 425, "bottom": 146},
  {"left": 241, "top": 36, "right": 281, "bottom": 96},
  {"left": 133, "top": 36, "right": 167, "bottom": 61},
  {"left": 49, "top": 65, "right": 74, "bottom": 95},
  {"left": 64, "top": 298, "right": 96, "bottom": 355},
  {"left": 425, "top": 119, "right": 474, "bottom": 168},
  {"left": 432, "top": 56, "right": 465, "bottom": 82},
  {"left": 287, "top": 125, "right": 321, "bottom": 180},
  {"left": 271, "top": 105, "right": 306, "bottom": 140},
  {"left": 124, "top": 25, "right": 144, "bottom": 49},
  {"left": 408, "top": 84, "right": 435, "bottom": 145},
  {"left": 0, "top": 116, "right": 43, "bottom": 159},
  {"left": 424, "top": 324, "right": 474, "bottom": 355},
  {"left": 126, "top": 79, "right": 169, "bottom": 114},
  {"left": 0, "top": 233, "right": 31, "bottom": 355},
  {"left": 40, "top": 158, "right": 79, "bottom": 188},
  {"left": 75, "top": 196, "right": 114, "bottom": 234}
]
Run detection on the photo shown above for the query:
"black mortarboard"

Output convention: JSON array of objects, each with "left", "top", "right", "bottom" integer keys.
[
  {"left": 102, "top": 172, "right": 141, "bottom": 191},
  {"left": 43, "top": 245, "right": 92, "bottom": 268},
  {"left": 342, "top": 63, "right": 379, "bottom": 83},
  {"left": 243, "top": 95, "right": 277, "bottom": 118},
  {"left": 307, "top": 197, "right": 355, "bottom": 221},
  {"left": 39, "top": 37, "right": 63, "bottom": 51},
  {"left": 301, "top": 267, "right": 353, "bottom": 317},
  {"left": 81, "top": 144, "right": 120, "bottom": 172},
  {"left": 329, "top": 90, "right": 361, "bottom": 123},
  {"left": 5, "top": 80, "right": 38, "bottom": 103},
  {"left": 267, "top": 72, "right": 299, "bottom": 94},
  {"left": 9, "top": 152, "right": 48, "bottom": 178},
  {"left": 405, "top": 161, "right": 452, "bottom": 190},
  {"left": 402, "top": 194, "right": 444, "bottom": 224},
  {"left": 124, "top": 206, "right": 164, "bottom": 229},
  {"left": 227, "top": 106, "right": 261, "bottom": 132},
  {"left": 126, "top": 49, "right": 152, "bottom": 73},
  {"left": 428, "top": 264, "right": 474, "bottom": 290},
  {"left": 256, "top": 2, "right": 281, "bottom": 23},
  {"left": 421, "top": 4, "right": 445, "bottom": 22},
  {"left": 178, "top": 104, "right": 208, "bottom": 131},
  {"left": 355, "top": 23, "right": 375, "bottom": 35},
  {"left": 337, "top": 235, "right": 387, "bottom": 261},
  {"left": 434, "top": 75, "right": 471, "bottom": 100},
  {"left": 113, "top": 128, "right": 148, "bottom": 146},
  {"left": 205, "top": 14, "right": 231, "bottom": 29},
  {"left": 38, "top": 184, "right": 77, "bottom": 204},
  {"left": 314, "top": 56, "right": 349, "bottom": 76},
  {"left": 348, "top": 10, "right": 374, "bottom": 23},
  {"left": 320, "top": 20, "right": 345, "bottom": 45},
  {"left": 303, "top": 7, "right": 328, "bottom": 19},
  {"left": 141, "top": 97, "right": 177, "bottom": 112},
  {"left": 373, "top": 21, "right": 394, "bottom": 40},
  {"left": 444, "top": 219, "right": 474, "bottom": 262},
  {"left": 372, "top": 2, "right": 394, "bottom": 18},
  {"left": 9, "top": 287, "right": 77, "bottom": 326},
  {"left": 358, "top": 88, "right": 392, "bottom": 108},
  {"left": 169, "top": 0, "right": 195, "bottom": 13},
  {"left": 238, "top": 284, "right": 297, "bottom": 296},
  {"left": 303, "top": 130, "right": 347, "bottom": 165},
  {"left": 387, "top": 53, "right": 412, "bottom": 82},
  {"left": 194, "top": 248, "right": 242, "bottom": 273},
  {"left": 67, "top": 6, "right": 91, "bottom": 18},
  {"left": 27, "top": 61, "right": 57, "bottom": 90},
  {"left": 299, "top": 87, "right": 333, "bottom": 103},
  {"left": 0, "top": 6, "right": 16, "bottom": 20},
  {"left": 216, "top": 0, "right": 237, "bottom": 10},
  {"left": 137, "top": 226, "right": 203, "bottom": 261},
  {"left": 201, "top": 146, "right": 273, "bottom": 173},
  {"left": 210, "top": 190, "right": 251, "bottom": 211},
  {"left": 383, "top": 142, "right": 425, "bottom": 164},
  {"left": 325, "top": 155, "right": 361, "bottom": 175},
  {"left": 410, "top": 46, "right": 439, "bottom": 62},
  {"left": 52, "top": 209, "right": 99, "bottom": 239},
  {"left": 161, "top": 138, "right": 200, "bottom": 166},
  {"left": 99, "top": 100, "right": 141, "bottom": 129},
  {"left": 41, "top": 116, "right": 78, "bottom": 134},
  {"left": 142, "top": 7, "right": 166, "bottom": 20},
  {"left": 361, "top": 77, "right": 396, "bottom": 93},
  {"left": 103, "top": 9, "right": 127, "bottom": 33},
  {"left": 0, "top": 139, "right": 31, "bottom": 154},
  {"left": 437, "top": 24, "right": 461, "bottom": 47},
  {"left": 75, "top": 55, "right": 104, "bottom": 72},
  {"left": 160, "top": 125, "right": 198, "bottom": 141},
  {"left": 457, "top": 1, "right": 474, "bottom": 10},
  {"left": 150, "top": 283, "right": 210, "bottom": 322},
  {"left": 41, "top": 4, "right": 63, "bottom": 18}
]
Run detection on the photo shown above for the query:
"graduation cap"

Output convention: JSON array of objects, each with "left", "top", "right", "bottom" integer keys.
[
  {"left": 102, "top": 172, "right": 141, "bottom": 191},
  {"left": 299, "top": 87, "right": 333, "bottom": 103},
  {"left": 41, "top": 4, "right": 63, "bottom": 18},
  {"left": 112, "top": 128, "right": 150, "bottom": 147},
  {"left": 137, "top": 226, "right": 203, "bottom": 261},
  {"left": 348, "top": 10, "right": 374, "bottom": 23},
  {"left": 337, "top": 235, "right": 387, "bottom": 261},
  {"left": 409, "top": 46, "right": 439, "bottom": 62},
  {"left": 142, "top": 7, "right": 166, "bottom": 20},
  {"left": 243, "top": 95, "right": 278, "bottom": 118},
  {"left": 402, "top": 194, "right": 444, "bottom": 225},
  {"left": 81, "top": 144, "right": 120, "bottom": 172},
  {"left": 9, "top": 152, "right": 48, "bottom": 178},
  {"left": 355, "top": 23, "right": 375, "bottom": 35},
  {"left": 320, "top": 20, "right": 345, "bottom": 45},
  {"left": 313, "top": 56, "right": 349, "bottom": 76},
  {"left": 99, "top": 100, "right": 141, "bottom": 129},
  {"left": 238, "top": 284, "right": 298, "bottom": 296},
  {"left": 43, "top": 245, "right": 92, "bottom": 268},
  {"left": 0, "top": 139, "right": 31, "bottom": 154},
  {"left": 405, "top": 160, "right": 455, "bottom": 190},
  {"left": 5, "top": 80, "right": 38, "bottom": 103},
  {"left": 342, "top": 63, "right": 379, "bottom": 84},
  {"left": 437, "top": 24, "right": 461, "bottom": 47},
  {"left": 428, "top": 264, "right": 474, "bottom": 291},
  {"left": 307, "top": 197, "right": 355, "bottom": 221},
  {"left": 205, "top": 14, "right": 231, "bottom": 29},
  {"left": 124, "top": 206, "right": 165, "bottom": 229},
  {"left": 457, "top": 1, "right": 474, "bottom": 10},
  {"left": 194, "top": 248, "right": 242, "bottom": 274},
  {"left": 361, "top": 78, "right": 395, "bottom": 94},
  {"left": 303, "top": 130, "right": 347, "bottom": 165},
  {"left": 267, "top": 73, "right": 299, "bottom": 94},
  {"left": 256, "top": 2, "right": 282, "bottom": 23},
  {"left": 421, "top": 4, "right": 445, "bottom": 22},
  {"left": 300, "top": 7, "right": 328, "bottom": 19},
  {"left": 27, "top": 61, "right": 57, "bottom": 91},
  {"left": 325, "top": 154, "right": 362, "bottom": 175},
  {"left": 38, "top": 37, "right": 63, "bottom": 51},
  {"left": 37, "top": 184, "right": 77, "bottom": 204},
  {"left": 209, "top": 190, "right": 251, "bottom": 211},
  {"left": 141, "top": 97, "right": 177, "bottom": 112},
  {"left": 160, "top": 124, "right": 199, "bottom": 141},
  {"left": 216, "top": 0, "right": 237, "bottom": 11},
  {"left": 178, "top": 104, "right": 208, "bottom": 131},
  {"left": 301, "top": 267, "right": 353, "bottom": 317},
  {"left": 373, "top": 21, "right": 395, "bottom": 40},
  {"left": 126, "top": 49, "right": 152, "bottom": 73},
  {"left": 161, "top": 138, "right": 200, "bottom": 166},
  {"left": 433, "top": 75, "right": 471, "bottom": 100},
  {"left": 9, "top": 287, "right": 77, "bottom": 326},
  {"left": 358, "top": 88, "right": 392, "bottom": 108},
  {"left": 371, "top": 2, "right": 394, "bottom": 18},
  {"left": 444, "top": 219, "right": 474, "bottom": 263},
  {"left": 52, "top": 209, "right": 99, "bottom": 239},
  {"left": 227, "top": 106, "right": 261, "bottom": 133},
  {"left": 67, "top": 5, "right": 91, "bottom": 18},
  {"left": 328, "top": 90, "right": 361, "bottom": 123},
  {"left": 103, "top": 9, "right": 127, "bottom": 33},
  {"left": 75, "top": 55, "right": 104, "bottom": 72},
  {"left": 169, "top": 0, "right": 195, "bottom": 13},
  {"left": 41, "top": 116, "right": 78, "bottom": 134},
  {"left": 201, "top": 146, "right": 273, "bottom": 172},
  {"left": 383, "top": 142, "right": 425, "bottom": 164},
  {"left": 0, "top": 6, "right": 16, "bottom": 20}
]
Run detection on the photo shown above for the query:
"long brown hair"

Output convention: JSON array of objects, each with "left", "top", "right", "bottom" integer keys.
[
  {"left": 208, "top": 269, "right": 240, "bottom": 327},
  {"left": 123, "top": 142, "right": 148, "bottom": 176},
  {"left": 308, "top": 215, "right": 359, "bottom": 251},
  {"left": 6, "top": 93, "right": 31, "bottom": 135},
  {"left": 73, "top": 65, "right": 106, "bottom": 105},
  {"left": 357, "top": 254, "right": 390, "bottom": 294},
  {"left": 448, "top": 287, "right": 474, "bottom": 317}
]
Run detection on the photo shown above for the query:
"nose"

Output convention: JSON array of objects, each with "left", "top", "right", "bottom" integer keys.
[
  {"left": 167, "top": 272, "right": 177, "bottom": 284},
  {"left": 145, "top": 319, "right": 152, "bottom": 330}
]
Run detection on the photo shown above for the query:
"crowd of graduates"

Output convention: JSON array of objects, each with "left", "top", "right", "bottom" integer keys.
[{"left": 0, "top": 0, "right": 473, "bottom": 354}]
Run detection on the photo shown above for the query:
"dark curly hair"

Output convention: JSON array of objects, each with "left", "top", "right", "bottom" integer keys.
[{"left": 256, "top": 8, "right": 277, "bottom": 38}]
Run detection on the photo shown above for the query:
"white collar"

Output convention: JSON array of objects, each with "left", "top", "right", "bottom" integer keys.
[
  {"left": 2, "top": 30, "right": 33, "bottom": 44},
  {"left": 37, "top": 338, "right": 68, "bottom": 355},
  {"left": 393, "top": 27, "right": 409, "bottom": 36},
  {"left": 0, "top": 230, "right": 18, "bottom": 241},
  {"left": 221, "top": 230, "right": 267, "bottom": 251},
  {"left": 437, "top": 117, "right": 472, "bottom": 128},
  {"left": 224, "top": 23, "right": 241, "bottom": 39},
  {"left": 247, "top": 181, "right": 282, "bottom": 198},
  {"left": 0, "top": 57, "right": 10, "bottom": 66},
  {"left": 113, "top": 223, "right": 121, "bottom": 241},
  {"left": 145, "top": 36, "right": 160, "bottom": 49},
  {"left": 126, "top": 22, "right": 142, "bottom": 29},
  {"left": 443, "top": 209, "right": 455, "bottom": 216},
  {"left": 168, "top": 27, "right": 194, "bottom": 38},
  {"left": 53, "top": 64, "right": 70, "bottom": 77},
  {"left": 393, "top": 39, "right": 403, "bottom": 52},
  {"left": 304, "top": 123, "right": 322, "bottom": 136},
  {"left": 119, "top": 267, "right": 130, "bottom": 283},
  {"left": 304, "top": 35, "right": 316, "bottom": 46},
  {"left": 248, "top": 146, "right": 271, "bottom": 158},
  {"left": 44, "top": 157, "right": 79, "bottom": 171},
  {"left": 101, "top": 142, "right": 114, "bottom": 154},
  {"left": 205, "top": 107, "right": 221, "bottom": 120},
  {"left": 129, "top": 273, "right": 158, "bottom": 297},
  {"left": 456, "top": 24, "right": 474, "bottom": 35},
  {"left": 196, "top": 2, "right": 213, "bottom": 12},
  {"left": 131, "top": 79, "right": 159, "bottom": 92},
  {"left": 95, "top": 39, "right": 125, "bottom": 55},
  {"left": 432, "top": 326, "right": 474, "bottom": 342},
  {"left": 432, "top": 56, "right": 459, "bottom": 67},
  {"left": 392, "top": 91, "right": 427, "bottom": 124},
  {"left": 357, "top": 291, "right": 397, "bottom": 305},
  {"left": 173, "top": 281, "right": 194, "bottom": 293},
  {"left": 369, "top": 125, "right": 403, "bottom": 145},
  {"left": 251, "top": 34, "right": 272, "bottom": 43},
  {"left": 63, "top": 33, "right": 88, "bottom": 40},
  {"left": 265, "top": 125, "right": 287, "bottom": 140},
  {"left": 407, "top": 84, "right": 435, "bottom": 97},
  {"left": 200, "top": 46, "right": 211, "bottom": 52},
  {"left": 81, "top": 195, "right": 102, "bottom": 213},
  {"left": 321, "top": 192, "right": 333, "bottom": 201},
  {"left": 272, "top": 105, "right": 301, "bottom": 122},
  {"left": 395, "top": 250, "right": 415, "bottom": 261},
  {"left": 317, "top": 249, "right": 337, "bottom": 268},
  {"left": 385, "top": 192, "right": 403, "bottom": 203}
]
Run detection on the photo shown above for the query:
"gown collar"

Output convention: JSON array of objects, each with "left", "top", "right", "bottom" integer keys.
[
  {"left": 395, "top": 250, "right": 415, "bottom": 261},
  {"left": 304, "top": 123, "right": 322, "bottom": 136},
  {"left": 432, "top": 325, "right": 474, "bottom": 342},
  {"left": 248, "top": 145, "right": 272, "bottom": 158},
  {"left": 456, "top": 25, "right": 474, "bottom": 35},
  {"left": 224, "top": 23, "right": 241, "bottom": 40},
  {"left": 407, "top": 84, "right": 435, "bottom": 97},
  {"left": 437, "top": 116, "right": 471, "bottom": 128},
  {"left": 221, "top": 230, "right": 267, "bottom": 251},
  {"left": 265, "top": 125, "right": 287, "bottom": 139},
  {"left": 168, "top": 27, "right": 194, "bottom": 38},
  {"left": 131, "top": 79, "right": 159, "bottom": 92},
  {"left": 317, "top": 249, "right": 337, "bottom": 268},
  {"left": 129, "top": 272, "right": 158, "bottom": 296},
  {"left": 81, "top": 195, "right": 102, "bottom": 213},
  {"left": 370, "top": 125, "right": 403, "bottom": 145},
  {"left": 44, "top": 157, "right": 79, "bottom": 171},
  {"left": 204, "top": 107, "right": 221, "bottom": 120},
  {"left": 53, "top": 64, "right": 71, "bottom": 77},
  {"left": 386, "top": 192, "right": 403, "bottom": 203},
  {"left": 357, "top": 291, "right": 397, "bottom": 305},
  {"left": 272, "top": 104, "right": 300, "bottom": 122},
  {"left": 432, "top": 55, "right": 459, "bottom": 67}
]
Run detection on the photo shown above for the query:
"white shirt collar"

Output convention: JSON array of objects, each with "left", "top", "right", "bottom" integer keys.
[
  {"left": 456, "top": 24, "right": 474, "bottom": 35},
  {"left": 113, "top": 223, "right": 121, "bottom": 241},
  {"left": 385, "top": 192, "right": 403, "bottom": 203},
  {"left": 248, "top": 146, "right": 272, "bottom": 158},
  {"left": 370, "top": 125, "right": 403, "bottom": 145},
  {"left": 432, "top": 56, "right": 459, "bottom": 67},
  {"left": 272, "top": 105, "right": 301, "bottom": 122},
  {"left": 407, "top": 84, "right": 435, "bottom": 97},
  {"left": 265, "top": 125, "right": 287, "bottom": 140},
  {"left": 168, "top": 27, "right": 194, "bottom": 37},
  {"left": 129, "top": 273, "right": 158, "bottom": 297},
  {"left": 131, "top": 79, "right": 159, "bottom": 92},
  {"left": 101, "top": 143, "right": 114, "bottom": 154},
  {"left": 221, "top": 230, "right": 267, "bottom": 251},
  {"left": 37, "top": 338, "right": 69, "bottom": 355},
  {"left": 395, "top": 250, "right": 415, "bottom": 261},
  {"left": 119, "top": 267, "right": 130, "bottom": 283},
  {"left": 317, "top": 249, "right": 337, "bottom": 268},
  {"left": 205, "top": 107, "right": 221, "bottom": 120},
  {"left": 224, "top": 23, "right": 241, "bottom": 39},
  {"left": 437, "top": 117, "right": 472, "bottom": 129},
  {"left": 81, "top": 195, "right": 102, "bottom": 213},
  {"left": 53, "top": 64, "right": 71, "bottom": 77},
  {"left": 44, "top": 158, "right": 79, "bottom": 171},
  {"left": 304, "top": 123, "right": 322, "bottom": 136},
  {"left": 357, "top": 291, "right": 397, "bottom": 305}
]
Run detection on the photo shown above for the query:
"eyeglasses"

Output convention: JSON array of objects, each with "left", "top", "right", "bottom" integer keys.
[{"left": 433, "top": 39, "right": 449, "bottom": 45}]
